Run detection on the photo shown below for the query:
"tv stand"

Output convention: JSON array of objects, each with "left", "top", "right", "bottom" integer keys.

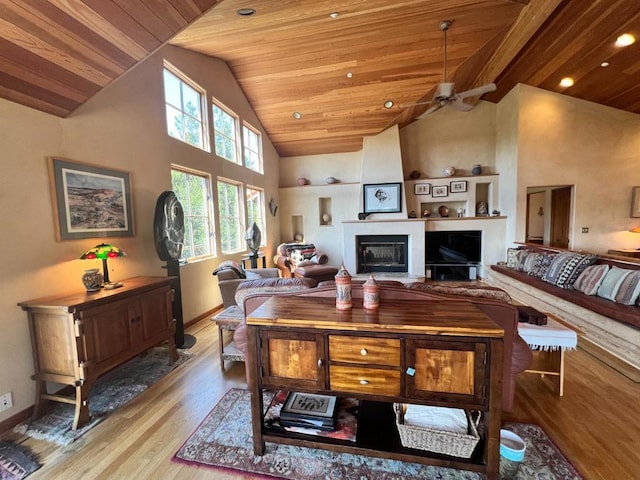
[
  {"left": 246, "top": 296, "right": 503, "bottom": 479},
  {"left": 427, "top": 263, "right": 478, "bottom": 281}
]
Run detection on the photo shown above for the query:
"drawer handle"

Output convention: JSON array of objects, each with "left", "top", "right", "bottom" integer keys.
[
  {"left": 359, "top": 379, "right": 369, "bottom": 385},
  {"left": 360, "top": 348, "right": 368, "bottom": 356},
  {"left": 317, "top": 358, "right": 323, "bottom": 368}
]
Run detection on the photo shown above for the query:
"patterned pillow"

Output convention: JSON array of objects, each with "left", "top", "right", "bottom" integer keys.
[
  {"left": 614, "top": 270, "right": 640, "bottom": 305},
  {"left": 543, "top": 253, "right": 598, "bottom": 289},
  {"left": 516, "top": 251, "right": 534, "bottom": 272},
  {"left": 573, "top": 264, "right": 610, "bottom": 295},
  {"left": 530, "top": 253, "right": 557, "bottom": 278},
  {"left": 522, "top": 252, "right": 543, "bottom": 275},
  {"left": 596, "top": 266, "right": 632, "bottom": 301},
  {"left": 505, "top": 248, "right": 522, "bottom": 268}
]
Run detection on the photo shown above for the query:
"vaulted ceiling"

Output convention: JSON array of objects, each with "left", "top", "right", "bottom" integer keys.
[{"left": 1, "top": 0, "right": 639, "bottom": 158}]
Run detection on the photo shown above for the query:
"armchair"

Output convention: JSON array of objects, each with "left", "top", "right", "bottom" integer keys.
[
  {"left": 273, "top": 242, "right": 339, "bottom": 283},
  {"left": 214, "top": 264, "right": 280, "bottom": 308}
]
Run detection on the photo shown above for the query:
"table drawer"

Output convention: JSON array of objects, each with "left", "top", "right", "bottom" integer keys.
[
  {"left": 329, "top": 365, "right": 400, "bottom": 396},
  {"left": 329, "top": 335, "right": 400, "bottom": 365}
]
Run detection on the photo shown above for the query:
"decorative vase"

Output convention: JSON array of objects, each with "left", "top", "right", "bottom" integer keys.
[
  {"left": 325, "top": 176, "right": 338, "bottom": 184},
  {"left": 297, "top": 177, "right": 309, "bottom": 186},
  {"left": 335, "top": 265, "right": 352, "bottom": 310},
  {"left": 422, "top": 209, "right": 431, "bottom": 218},
  {"left": 322, "top": 213, "right": 331, "bottom": 223},
  {"left": 363, "top": 274, "right": 380, "bottom": 310},
  {"left": 438, "top": 205, "right": 449, "bottom": 217},
  {"left": 444, "top": 166, "right": 456, "bottom": 177},
  {"left": 472, "top": 164, "right": 482, "bottom": 175},
  {"left": 82, "top": 268, "right": 103, "bottom": 292}
]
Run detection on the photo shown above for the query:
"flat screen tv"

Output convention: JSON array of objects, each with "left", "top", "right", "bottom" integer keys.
[{"left": 425, "top": 230, "right": 482, "bottom": 264}]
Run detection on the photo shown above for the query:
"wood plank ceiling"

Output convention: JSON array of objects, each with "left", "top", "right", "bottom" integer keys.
[{"left": 0, "top": 0, "right": 639, "bottom": 158}]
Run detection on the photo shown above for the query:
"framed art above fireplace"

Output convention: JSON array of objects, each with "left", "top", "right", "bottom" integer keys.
[{"left": 363, "top": 182, "right": 402, "bottom": 214}]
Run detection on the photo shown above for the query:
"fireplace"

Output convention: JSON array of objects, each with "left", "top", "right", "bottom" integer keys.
[{"left": 356, "top": 235, "right": 408, "bottom": 273}]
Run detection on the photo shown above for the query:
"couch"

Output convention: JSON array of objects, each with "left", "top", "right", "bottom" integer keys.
[
  {"left": 234, "top": 282, "right": 532, "bottom": 412},
  {"left": 273, "top": 242, "right": 339, "bottom": 283},
  {"left": 487, "top": 245, "right": 640, "bottom": 380}
]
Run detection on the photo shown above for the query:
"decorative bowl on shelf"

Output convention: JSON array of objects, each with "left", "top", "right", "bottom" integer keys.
[
  {"left": 438, "top": 205, "right": 450, "bottom": 217},
  {"left": 444, "top": 166, "right": 456, "bottom": 177},
  {"left": 325, "top": 176, "right": 338, "bottom": 184}
]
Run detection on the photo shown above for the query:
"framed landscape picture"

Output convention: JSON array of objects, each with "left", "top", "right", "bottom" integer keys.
[
  {"left": 450, "top": 180, "right": 467, "bottom": 193},
  {"left": 48, "top": 157, "right": 134, "bottom": 240},
  {"left": 414, "top": 183, "right": 430, "bottom": 195},
  {"left": 363, "top": 182, "right": 402, "bottom": 213},
  {"left": 432, "top": 185, "right": 449, "bottom": 197}
]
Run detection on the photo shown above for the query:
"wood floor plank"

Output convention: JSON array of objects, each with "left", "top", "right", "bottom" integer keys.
[{"left": 3, "top": 316, "right": 639, "bottom": 479}]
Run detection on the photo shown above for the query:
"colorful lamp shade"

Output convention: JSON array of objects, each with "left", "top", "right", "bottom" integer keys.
[{"left": 80, "top": 243, "right": 126, "bottom": 284}]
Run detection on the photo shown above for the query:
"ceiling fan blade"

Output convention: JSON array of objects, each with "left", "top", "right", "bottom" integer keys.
[
  {"left": 417, "top": 103, "right": 443, "bottom": 119},
  {"left": 455, "top": 83, "right": 497, "bottom": 100},
  {"left": 398, "top": 100, "right": 433, "bottom": 108},
  {"left": 450, "top": 98, "right": 474, "bottom": 112}
]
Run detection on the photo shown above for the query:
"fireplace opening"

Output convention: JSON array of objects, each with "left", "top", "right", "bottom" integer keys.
[{"left": 356, "top": 235, "right": 408, "bottom": 273}]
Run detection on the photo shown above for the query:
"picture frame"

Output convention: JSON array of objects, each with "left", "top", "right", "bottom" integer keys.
[
  {"left": 632, "top": 186, "right": 640, "bottom": 218},
  {"left": 414, "top": 183, "right": 431, "bottom": 195},
  {"left": 432, "top": 185, "right": 449, "bottom": 197},
  {"left": 450, "top": 180, "right": 467, "bottom": 193},
  {"left": 363, "top": 182, "right": 402, "bottom": 214},
  {"left": 48, "top": 157, "right": 134, "bottom": 240}
]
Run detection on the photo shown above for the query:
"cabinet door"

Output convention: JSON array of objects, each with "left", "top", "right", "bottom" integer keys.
[
  {"left": 260, "top": 330, "right": 326, "bottom": 390},
  {"left": 405, "top": 339, "right": 487, "bottom": 407},
  {"left": 137, "top": 286, "right": 173, "bottom": 343}
]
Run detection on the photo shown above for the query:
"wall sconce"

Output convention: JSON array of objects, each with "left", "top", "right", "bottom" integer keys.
[
  {"left": 269, "top": 197, "right": 278, "bottom": 216},
  {"left": 538, "top": 207, "right": 544, "bottom": 216}
]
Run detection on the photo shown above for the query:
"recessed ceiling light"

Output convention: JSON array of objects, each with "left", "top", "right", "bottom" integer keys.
[
  {"left": 330, "top": 12, "right": 339, "bottom": 19},
  {"left": 384, "top": 100, "right": 394, "bottom": 109},
  {"left": 600, "top": 61, "right": 610, "bottom": 68},
  {"left": 560, "top": 77, "right": 574, "bottom": 87},
  {"left": 346, "top": 72, "right": 353, "bottom": 78},
  {"left": 615, "top": 33, "right": 635, "bottom": 47},
  {"left": 292, "top": 112, "right": 302, "bottom": 119},
  {"left": 237, "top": 8, "right": 256, "bottom": 16}
]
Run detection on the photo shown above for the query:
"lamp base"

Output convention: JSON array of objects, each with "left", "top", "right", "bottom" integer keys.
[
  {"left": 177, "top": 333, "right": 197, "bottom": 349},
  {"left": 104, "top": 282, "right": 123, "bottom": 290}
]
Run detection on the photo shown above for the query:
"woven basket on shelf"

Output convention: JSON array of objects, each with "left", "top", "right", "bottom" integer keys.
[{"left": 394, "top": 404, "right": 481, "bottom": 458}]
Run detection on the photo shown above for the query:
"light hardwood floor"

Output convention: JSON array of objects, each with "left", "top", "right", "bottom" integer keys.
[{"left": 4, "top": 317, "right": 640, "bottom": 480}]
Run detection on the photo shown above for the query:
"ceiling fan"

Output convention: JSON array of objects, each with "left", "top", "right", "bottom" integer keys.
[{"left": 403, "top": 20, "right": 497, "bottom": 117}]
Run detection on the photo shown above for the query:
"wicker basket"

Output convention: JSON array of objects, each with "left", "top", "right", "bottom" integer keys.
[{"left": 394, "top": 404, "right": 481, "bottom": 458}]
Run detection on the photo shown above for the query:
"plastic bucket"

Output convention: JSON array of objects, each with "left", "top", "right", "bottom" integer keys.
[{"left": 499, "top": 429, "right": 526, "bottom": 479}]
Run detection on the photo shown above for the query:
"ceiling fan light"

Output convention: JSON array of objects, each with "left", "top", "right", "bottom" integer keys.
[
  {"left": 615, "top": 33, "right": 635, "bottom": 47},
  {"left": 560, "top": 77, "right": 574, "bottom": 87}
]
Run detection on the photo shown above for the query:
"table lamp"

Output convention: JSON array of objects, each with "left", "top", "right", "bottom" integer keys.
[{"left": 80, "top": 243, "right": 126, "bottom": 286}]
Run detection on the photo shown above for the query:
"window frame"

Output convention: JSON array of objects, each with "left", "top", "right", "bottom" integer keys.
[
  {"left": 170, "top": 165, "right": 216, "bottom": 262},
  {"left": 212, "top": 98, "right": 241, "bottom": 164},
  {"left": 243, "top": 122, "right": 264, "bottom": 173},
  {"left": 246, "top": 185, "right": 266, "bottom": 247},
  {"left": 217, "top": 178, "right": 245, "bottom": 254},
  {"left": 163, "top": 61, "right": 210, "bottom": 152}
]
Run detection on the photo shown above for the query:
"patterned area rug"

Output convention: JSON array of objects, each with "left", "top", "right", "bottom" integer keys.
[
  {"left": 14, "top": 347, "right": 191, "bottom": 446},
  {"left": 174, "top": 388, "right": 583, "bottom": 480},
  {"left": 0, "top": 441, "right": 41, "bottom": 480}
]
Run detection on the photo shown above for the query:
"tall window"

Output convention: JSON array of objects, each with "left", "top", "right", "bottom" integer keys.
[
  {"left": 212, "top": 100, "right": 240, "bottom": 163},
  {"left": 171, "top": 167, "right": 215, "bottom": 260},
  {"left": 243, "top": 123, "right": 263, "bottom": 173},
  {"left": 163, "top": 63, "right": 208, "bottom": 151},
  {"left": 217, "top": 179, "right": 243, "bottom": 253},
  {"left": 246, "top": 186, "right": 266, "bottom": 245}
]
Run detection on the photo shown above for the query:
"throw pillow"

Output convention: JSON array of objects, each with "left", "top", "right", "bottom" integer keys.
[
  {"left": 505, "top": 248, "right": 522, "bottom": 268},
  {"left": 573, "top": 264, "right": 610, "bottom": 295},
  {"left": 516, "top": 251, "right": 533, "bottom": 272},
  {"left": 614, "top": 270, "right": 640, "bottom": 305},
  {"left": 596, "top": 266, "right": 632, "bottom": 301},
  {"left": 542, "top": 252, "right": 598, "bottom": 289},
  {"left": 522, "top": 252, "right": 543, "bottom": 275},
  {"left": 530, "top": 253, "right": 557, "bottom": 278}
]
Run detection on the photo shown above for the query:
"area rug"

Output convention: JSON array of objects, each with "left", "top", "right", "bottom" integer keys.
[
  {"left": 174, "top": 388, "right": 583, "bottom": 480},
  {"left": 0, "top": 441, "right": 41, "bottom": 480},
  {"left": 14, "top": 347, "right": 191, "bottom": 446}
]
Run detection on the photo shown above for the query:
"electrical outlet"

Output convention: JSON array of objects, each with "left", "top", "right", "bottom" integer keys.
[
  {"left": 581, "top": 227, "right": 589, "bottom": 233},
  {"left": 0, "top": 392, "right": 12, "bottom": 412}
]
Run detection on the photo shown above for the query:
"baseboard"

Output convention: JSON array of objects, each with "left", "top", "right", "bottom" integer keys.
[
  {"left": 578, "top": 338, "right": 640, "bottom": 383},
  {"left": 185, "top": 306, "right": 222, "bottom": 329},
  {"left": 0, "top": 406, "right": 33, "bottom": 434}
]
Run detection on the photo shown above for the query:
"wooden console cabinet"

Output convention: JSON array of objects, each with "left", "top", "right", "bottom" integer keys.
[
  {"left": 19, "top": 276, "right": 177, "bottom": 430},
  {"left": 246, "top": 296, "right": 504, "bottom": 479}
]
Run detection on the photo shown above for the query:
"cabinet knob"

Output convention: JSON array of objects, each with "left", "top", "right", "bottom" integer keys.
[
  {"left": 317, "top": 358, "right": 323, "bottom": 367},
  {"left": 359, "top": 379, "right": 369, "bottom": 385},
  {"left": 360, "top": 348, "right": 368, "bottom": 356}
]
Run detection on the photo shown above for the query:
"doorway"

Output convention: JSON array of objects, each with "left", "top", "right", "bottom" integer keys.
[{"left": 526, "top": 186, "right": 572, "bottom": 248}]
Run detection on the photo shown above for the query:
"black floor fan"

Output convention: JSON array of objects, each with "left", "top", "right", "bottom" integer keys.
[{"left": 153, "top": 191, "right": 196, "bottom": 349}]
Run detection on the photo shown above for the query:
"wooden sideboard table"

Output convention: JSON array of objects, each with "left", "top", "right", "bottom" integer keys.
[
  {"left": 18, "top": 276, "right": 177, "bottom": 430},
  {"left": 246, "top": 296, "right": 504, "bottom": 479}
]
